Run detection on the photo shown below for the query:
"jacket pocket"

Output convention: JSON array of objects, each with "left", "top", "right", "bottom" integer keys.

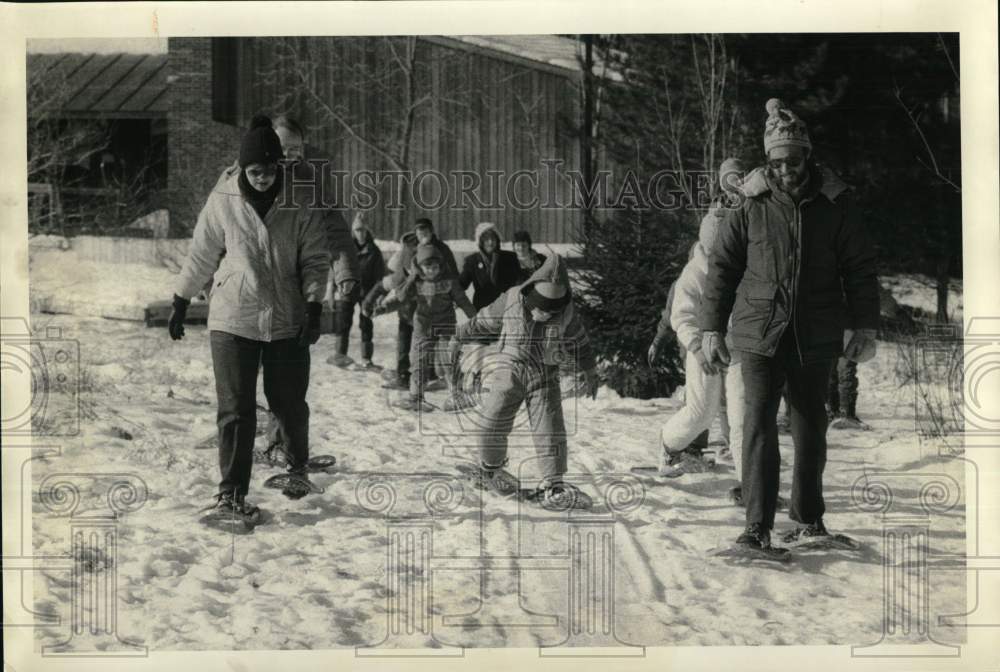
[
  {"left": 730, "top": 279, "right": 777, "bottom": 338},
  {"left": 210, "top": 270, "right": 248, "bottom": 328}
]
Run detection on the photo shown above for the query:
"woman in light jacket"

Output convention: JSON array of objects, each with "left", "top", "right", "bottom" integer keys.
[{"left": 167, "top": 114, "right": 331, "bottom": 518}]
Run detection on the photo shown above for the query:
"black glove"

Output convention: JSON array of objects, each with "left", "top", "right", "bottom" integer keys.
[
  {"left": 300, "top": 301, "right": 323, "bottom": 347},
  {"left": 168, "top": 294, "right": 190, "bottom": 341}
]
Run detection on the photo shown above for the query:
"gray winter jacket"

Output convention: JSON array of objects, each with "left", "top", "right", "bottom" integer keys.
[{"left": 175, "top": 165, "right": 331, "bottom": 341}]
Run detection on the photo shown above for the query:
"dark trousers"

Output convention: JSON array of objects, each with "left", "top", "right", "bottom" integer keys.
[
  {"left": 397, "top": 317, "right": 413, "bottom": 377},
  {"left": 827, "top": 356, "right": 859, "bottom": 415},
  {"left": 336, "top": 298, "right": 374, "bottom": 360},
  {"left": 739, "top": 330, "right": 834, "bottom": 530},
  {"left": 210, "top": 331, "right": 311, "bottom": 496}
]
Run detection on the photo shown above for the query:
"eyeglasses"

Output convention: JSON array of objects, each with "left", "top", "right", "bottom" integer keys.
[{"left": 767, "top": 156, "right": 806, "bottom": 171}]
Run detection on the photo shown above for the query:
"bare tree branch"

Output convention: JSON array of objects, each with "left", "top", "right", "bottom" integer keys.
[
  {"left": 936, "top": 33, "right": 960, "bottom": 83},
  {"left": 893, "top": 83, "right": 961, "bottom": 193}
]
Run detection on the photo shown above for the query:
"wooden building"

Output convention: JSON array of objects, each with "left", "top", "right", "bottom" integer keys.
[
  {"left": 26, "top": 52, "right": 168, "bottom": 234},
  {"left": 168, "top": 36, "right": 592, "bottom": 243}
]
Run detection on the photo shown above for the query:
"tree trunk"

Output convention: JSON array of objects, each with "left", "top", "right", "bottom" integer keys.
[{"left": 935, "top": 254, "right": 951, "bottom": 323}]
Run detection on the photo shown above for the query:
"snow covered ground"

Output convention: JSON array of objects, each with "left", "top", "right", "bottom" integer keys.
[{"left": 24, "top": 243, "right": 967, "bottom": 651}]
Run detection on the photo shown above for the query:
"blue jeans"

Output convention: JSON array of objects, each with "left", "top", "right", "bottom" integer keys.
[
  {"left": 739, "top": 331, "right": 834, "bottom": 530},
  {"left": 210, "top": 331, "right": 311, "bottom": 496}
]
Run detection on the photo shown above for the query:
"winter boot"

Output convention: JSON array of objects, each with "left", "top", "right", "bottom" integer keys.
[
  {"left": 659, "top": 443, "right": 715, "bottom": 478},
  {"left": 392, "top": 394, "right": 433, "bottom": 412},
  {"left": 327, "top": 353, "right": 355, "bottom": 369},
  {"left": 538, "top": 479, "right": 593, "bottom": 511},
  {"left": 464, "top": 459, "right": 520, "bottom": 497},
  {"left": 424, "top": 377, "right": 447, "bottom": 392},
  {"left": 783, "top": 517, "right": 833, "bottom": 544},
  {"left": 782, "top": 518, "right": 860, "bottom": 549},
  {"left": 735, "top": 523, "right": 789, "bottom": 559},
  {"left": 381, "top": 371, "right": 411, "bottom": 390},
  {"left": 830, "top": 401, "right": 871, "bottom": 430},
  {"left": 205, "top": 490, "right": 260, "bottom": 520}
]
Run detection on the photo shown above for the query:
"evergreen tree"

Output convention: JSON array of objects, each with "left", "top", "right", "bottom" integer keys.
[{"left": 577, "top": 35, "right": 740, "bottom": 398}]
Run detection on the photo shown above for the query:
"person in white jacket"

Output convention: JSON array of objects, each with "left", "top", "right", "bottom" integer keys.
[{"left": 657, "top": 159, "right": 747, "bottom": 478}]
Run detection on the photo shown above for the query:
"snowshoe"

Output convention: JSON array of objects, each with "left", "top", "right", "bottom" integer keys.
[
  {"left": 390, "top": 396, "right": 435, "bottom": 413},
  {"left": 327, "top": 353, "right": 355, "bottom": 369},
  {"left": 423, "top": 378, "right": 447, "bottom": 393},
  {"left": 534, "top": 481, "right": 593, "bottom": 511},
  {"left": 353, "top": 359, "right": 383, "bottom": 373},
  {"left": 199, "top": 492, "right": 262, "bottom": 531},
  {"left": 380, "top": 375, "right": 411, "bottom": 390},
  {"left": 829, "top": 415, "right": 872, "bottom": 431},
  {"left": 658, "top": 447, "right": 715, "bottom": 478},
  {"left": 710, "top": 524, "right": 791, "bottom": 564},
  {"left": 781, "top": 519, "right": 861, "bottom": 550},
  {"left": 455, "top": 461, "right": 520, "bottom": 498},
  {"left": 256, "top": 441, "right": 337, "bottom": 474},
  {"left": 263, "top": 472, "right": 325, "bottom": 499},
  {"left": 304, "top": 455, "right": 338, "bottom": 473}
]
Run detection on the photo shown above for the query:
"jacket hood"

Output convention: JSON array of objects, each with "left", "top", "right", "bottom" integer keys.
[
  {"left": 213, "top": 164, "right": 244, "bottom": 196},
  {"left": 518, "top": 253, "right": 571, "bottom": 297},
  {"left": 474, "top": 222, "right": 502, "bottom": 252}
]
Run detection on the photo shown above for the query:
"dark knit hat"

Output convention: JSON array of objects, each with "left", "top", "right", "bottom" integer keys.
[{"left": 239, "top": 114, "right": 284, "bottom": 168}]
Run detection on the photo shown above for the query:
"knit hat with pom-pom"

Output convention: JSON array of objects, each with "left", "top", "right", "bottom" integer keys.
[
  {"left": 763, "top": 98, "right": 811, "bottom": 155},
  {"left": 239, "top": 114, "right": 284, "bottom": 167}
]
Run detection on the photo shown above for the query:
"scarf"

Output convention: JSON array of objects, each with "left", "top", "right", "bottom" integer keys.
[{"left": 238, "top": 168, "right": 283, "bottom": 221}]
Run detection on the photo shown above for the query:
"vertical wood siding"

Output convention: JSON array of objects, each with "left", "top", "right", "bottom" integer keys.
[{"left": 234, "top": 37, "right": 581, "bottom": 244}]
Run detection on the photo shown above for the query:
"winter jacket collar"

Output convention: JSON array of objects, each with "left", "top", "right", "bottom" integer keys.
[{"left": 754, "top": 162, "right": 850, "bottom": 205}]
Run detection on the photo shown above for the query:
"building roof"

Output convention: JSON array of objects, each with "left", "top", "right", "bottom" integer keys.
[
  {"left": 27, "top": 52, "right": 167, "bottom": 118},
  {"left": 430, "top": 35, "right": 619, "bottom": 80}
]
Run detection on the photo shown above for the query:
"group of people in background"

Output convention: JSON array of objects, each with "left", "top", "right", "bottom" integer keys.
[{"left": 167, "top": 96, "right": 881, "bottom": 556}]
